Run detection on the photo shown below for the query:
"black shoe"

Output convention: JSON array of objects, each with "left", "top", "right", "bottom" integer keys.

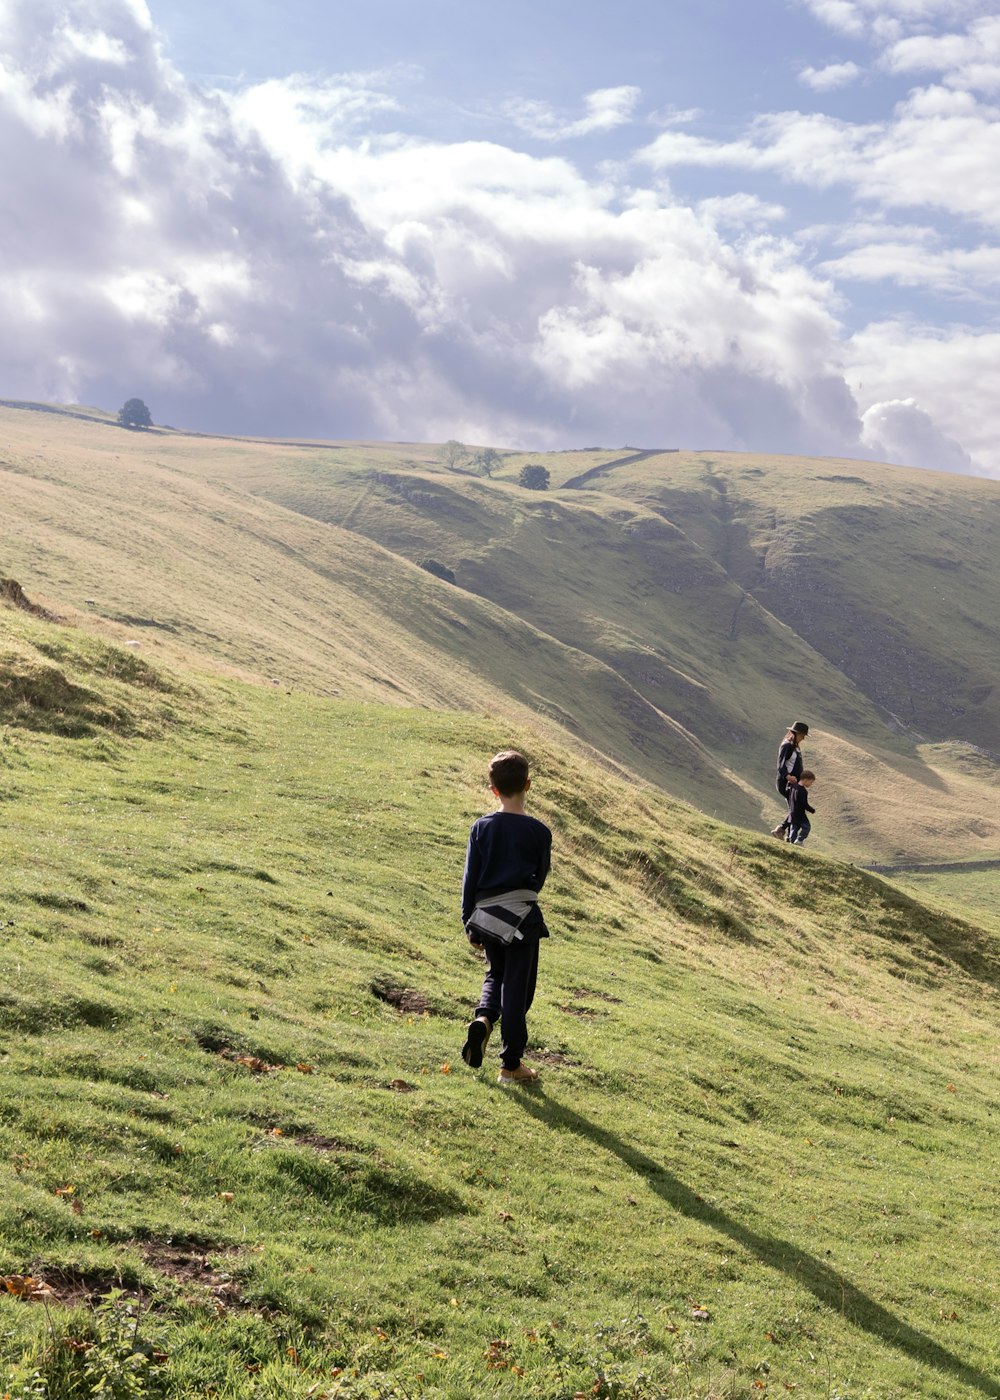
[{"left": 461, "top": 1016, "right": 492, "bottom": 1068}]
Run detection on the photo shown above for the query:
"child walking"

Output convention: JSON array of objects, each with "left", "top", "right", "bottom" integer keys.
[
  {"left": 460, "top": 750, "right": 551, "bottom": 1086},
  {"left": 786, "top": 769, "right": 816, "bottom": 844}
]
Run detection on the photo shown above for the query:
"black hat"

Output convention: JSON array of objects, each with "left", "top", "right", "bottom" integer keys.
[{"left": 790, "top": 721, "right": 809, "bottom": 736}]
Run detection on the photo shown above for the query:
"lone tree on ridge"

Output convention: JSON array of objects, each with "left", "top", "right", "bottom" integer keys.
[
  {"left": 441, "top": 439, "right": 468, "bottom": 471},
  {"left": 475, "top": 447, "right": 503, "bottom": 477},
  {"left": 518, "top": 463, "right": 550, "bottom": 491},
  {"left": 118, "top": 398, "right": 153, "bottom": 429}
]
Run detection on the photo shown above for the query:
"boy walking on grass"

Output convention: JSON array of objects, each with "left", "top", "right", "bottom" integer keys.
[
  {"left": 787, "top": 770, "right": 816, "bottom": 845},
  {"left": 460, "top": 750, "right": 551, "bottom": 1086}
]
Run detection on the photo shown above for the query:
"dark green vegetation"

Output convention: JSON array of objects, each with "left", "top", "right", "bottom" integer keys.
[{"left": 1, "top": 403, "right": 999, "bottom": 1396}]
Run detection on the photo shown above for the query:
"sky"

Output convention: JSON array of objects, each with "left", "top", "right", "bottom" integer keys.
[{"left": 2, "top": 0, "right": 999, "bottom": 475}]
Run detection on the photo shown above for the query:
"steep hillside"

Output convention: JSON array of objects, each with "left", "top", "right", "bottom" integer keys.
[
  {"left": 1, "top": 601, "right": 999, "bottom": 1398},
  {"left": 169, "top": 422, "right": 1000, "bottom": 866},
  {"left": 0, "top": 406, "right": 753, "bottom": 823},
  {"left": 3, "top": 402, "right": 1000, "bottom": 867},
  {"left": 557, "top": 449, "right": 1000, "bottom": 751}
]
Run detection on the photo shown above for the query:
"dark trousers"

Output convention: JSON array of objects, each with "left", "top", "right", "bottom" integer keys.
[
  {"left": 775, "top": 775, "right": 791, "bottom": 829},
  {"left": 476, "top": 936, "right": 539, "bottom": 1070},
  {"left": 788, "top": 817, "right": 811, "bottom": 845}
]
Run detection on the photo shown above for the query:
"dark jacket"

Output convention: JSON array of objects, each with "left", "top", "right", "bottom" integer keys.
[
  {"left": 777, "top": 739, "right": 804, "bottom": 786},
  {"left": 461, "top": 811, "right": 551, "bottom": 937},
  {"left": 787, "top": 783, "right": 815, "bottom": 824}
]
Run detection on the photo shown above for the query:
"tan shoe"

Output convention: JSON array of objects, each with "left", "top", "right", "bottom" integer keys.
[
  {"left": 770, "top": 823, "right": 787, "bottom": 839},
  {"left": 497, "top": 1063, "right": 538, "bottom": 1086},
  {"left": 461, "top": 1016, "right": 493, "bottom": 1068}
]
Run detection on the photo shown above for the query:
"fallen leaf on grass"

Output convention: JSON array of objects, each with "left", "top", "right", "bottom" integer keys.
[
  {"left": 691, "top": 1306, "right": 711, "bottom": 1322},
  {"left": 497, "top": 1211, "right": 514, "bottom": 1222},
  {"left": 54, "top": 1185, "right": 75, "bottom": 1197},
  {"left": 3, "top": 1275, "right": 57, "bottom": 1301},
  {"left": 296, "top": 1063, "right": 315, "bottom": 1074},
  {"left": 219, "top": 1049, "right": 284, "bottom": 1074},
  {"left": 947, "top": 1084, "right": 957, "bottom": 1093},
  {"left": 440, "top": 1063, "right": 452, "bottom": 1074},
  {"left": 62, "top": 1339, "right": 93, "bottom": 1355},
  {"left": 389, "top": 1079, "right": 414, "bottom": 1093},
  {"left": 217, "top": 1191, "right": 235, "bottom": 1203}
]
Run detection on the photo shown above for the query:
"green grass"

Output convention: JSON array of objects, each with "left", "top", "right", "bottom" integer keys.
[
  {"left": 2, "top": 608, "right": 999, "bottom": 1398},
  {"left": 4, "top": 404, "right": 1000, "bottom": 866},
  {"left": 885, "top": 865, "right": 1000, "bottom": 935}
]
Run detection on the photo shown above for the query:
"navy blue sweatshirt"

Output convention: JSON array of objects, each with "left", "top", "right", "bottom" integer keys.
[
  {"left": 461, "top": 811, "right": 551, "bottom": 937},
  {"left": 787, "top": 783, "right": 815, "bottom": 825}
]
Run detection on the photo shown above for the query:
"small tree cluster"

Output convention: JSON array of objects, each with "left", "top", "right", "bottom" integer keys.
[
  {"left": 518, "top": 463, "right": 550, "bottom": 491},
  {"left": 118, "top": 398, "right": 153, "bottom": 429},
  {"left": 441, "top": 441, "right": 505, "bottom": 477}
]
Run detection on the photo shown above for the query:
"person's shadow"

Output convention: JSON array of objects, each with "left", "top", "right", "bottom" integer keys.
[{"left": 511, "top": 1091, "right": 999, "bottom": 1397}]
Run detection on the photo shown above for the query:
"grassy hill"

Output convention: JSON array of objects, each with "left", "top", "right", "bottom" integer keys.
[
  {"left": 1, "top": 601, "right": 999, "bottom": 1398},
  {"left": 3, "top": 405, "right": 1000, "bottom": 868}
]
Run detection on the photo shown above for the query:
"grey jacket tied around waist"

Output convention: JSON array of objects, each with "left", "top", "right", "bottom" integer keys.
[{"left": 467, "top": 888, "right": 539, "bottom": 944}]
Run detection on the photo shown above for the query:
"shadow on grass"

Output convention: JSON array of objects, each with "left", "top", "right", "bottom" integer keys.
[{"left": 513, "top": 1093, "right": 1000, "bottom": 1398}]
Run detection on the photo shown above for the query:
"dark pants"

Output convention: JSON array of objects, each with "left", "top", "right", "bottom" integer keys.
[
  {"left": 476, "top": 936, "right": 539, "bottom": 1070},
  {"left": 788, "top": 817, "right": 810, "bottom": 845}
]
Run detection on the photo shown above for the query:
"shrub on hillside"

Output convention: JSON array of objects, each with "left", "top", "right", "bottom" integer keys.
[
  {"left": 118, "top": 397, "right": 153, "bottom": 429},
  {"left": 519, "top": 463, "right": 550, "bottom": 490}
]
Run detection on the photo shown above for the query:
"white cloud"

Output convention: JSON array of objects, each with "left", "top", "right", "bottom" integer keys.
[
  {"left": 58, "top": 24, "right": 129, "bottom": 65},
  {"left": 883, "top": 15, "right": 1000, "bottom": 90},
  {"left": 822, "top": 237, "right": 1000, "bottom": 290},
  {"left": 800, "top": 0, "right": 867, "bottom": 37},
  {"left": 639, "top": 90, "right": 1000, "bottom": 228},
  {"left": 850, "top": 320, "right": 1000, "bottom": 473},
  {"left": 696, "top": 193, "right": 787, "bottom": 227},
  {"left": 648, "top": 104, "right": 705, "bottom": 127},
  {"left": 860, "top": 397, "right": 975, "bottom": 473},
  {"left": 800, "top": 0, "right": 991, "bottom": 40},
  {"left": 800, "top": 60, "right": 862, "bottom": 89},
  {"left": 505, "top": 85, "right": 641, "bottom": 141},
  {"left": 0, "top": 0, "right": 994, "bottom": 479}
]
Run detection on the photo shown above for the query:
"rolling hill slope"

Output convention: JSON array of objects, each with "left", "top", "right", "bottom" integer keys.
[
  {"left": 1, "top": 600, "right": 999, "bottom": 1398},
  {"left": 2, "top": 402, "right": 999, "bottom": 868}
]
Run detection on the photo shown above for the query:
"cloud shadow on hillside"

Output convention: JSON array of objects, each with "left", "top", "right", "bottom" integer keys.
[{"left": 513, "top": 1094, "right": 999, "bottom": 1397}]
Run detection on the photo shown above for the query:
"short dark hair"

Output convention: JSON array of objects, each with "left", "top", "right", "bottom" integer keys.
[
  {"left": 800, "top": 769, "right": 816, "bottom": 781},
  {"left": 488, "top": 749, "right": 530, "bottom": 796}
]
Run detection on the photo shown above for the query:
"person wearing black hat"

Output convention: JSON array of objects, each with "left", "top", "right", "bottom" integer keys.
[{"left": 770, "top": 721, "right": 809, "bottom": 839}]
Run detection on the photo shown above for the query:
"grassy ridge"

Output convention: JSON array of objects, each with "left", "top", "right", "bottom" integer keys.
[
  {"left": 177, "top": 426, "right": 1000, "bottom": 865},
  {"left": 4, "top": 405, "right": 1000, "bottom": 863},
  {"left": 2, "top": 604, "right": 999, "bottom": 1398}
]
